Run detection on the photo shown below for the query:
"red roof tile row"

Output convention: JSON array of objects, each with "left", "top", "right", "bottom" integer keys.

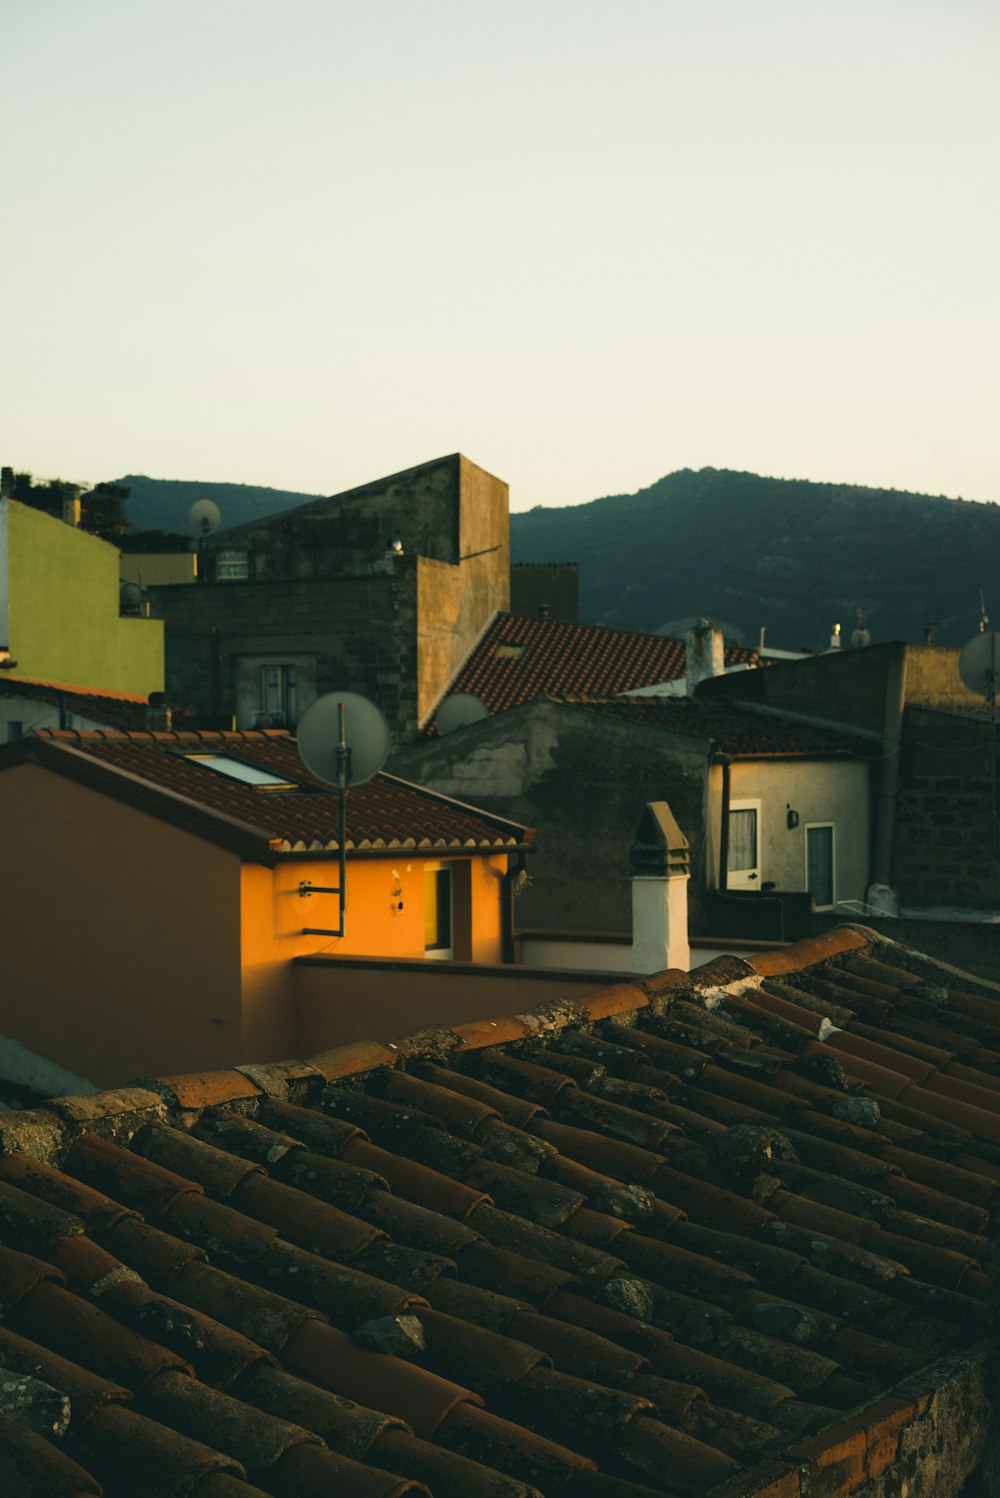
[
  {"left": 0, "top": 676, "right": 149, "bottom": 731},
  {"left": 0, "top": 928, "right": 995, "bottom": 1495},
  {"left": 1, "top": 730, "right": 532, "bottom": 858},
  {"left": 433, "top": 613, "right": 757, "bottom": 722}
]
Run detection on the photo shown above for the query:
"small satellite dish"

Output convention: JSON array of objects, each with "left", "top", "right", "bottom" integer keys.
[
  {"left": 188, "top": 498, "right": 221, "bottom": 536},
  {"left": 119, "top": 581, "right": 141, "bottom": 614},
  {"left": 436, "top": 692, "right": 490, "bottom": 735},
  {"left": 297, "top": 692, "right": 390, "bottom": 787},
  {"left": 959, "top": 632, "right": 1000, "bottom": 700}
]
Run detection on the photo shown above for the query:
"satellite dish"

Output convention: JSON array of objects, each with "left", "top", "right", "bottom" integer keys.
[
  {"left": 188, "top": 498, "right": 221, "bottom": 536},
  {"left": 119, "top": 582, "right": 141, "bottom": 614},
  {"left": 959, "top": 632, "right": 1000, "bottom": 699},
  {"left": 296, "top": 692, "right": 390, "bottom": 787},
  {"left": 436, "top": 692, "right": 490, "bottom": 735}
]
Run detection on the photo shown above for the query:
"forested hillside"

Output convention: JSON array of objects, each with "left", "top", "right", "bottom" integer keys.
[
  {"left": 111, "top": 467, "right": 1000, "bottom": 650},
  {"left": 510, "top": 468, "right": 1000, "bottom": 648}
]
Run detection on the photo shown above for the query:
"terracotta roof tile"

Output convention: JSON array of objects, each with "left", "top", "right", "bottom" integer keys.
[
  {"left": 8, "top": 729, "right": 532, "bottom": 857},
  {"left": 0, "top": 671, "right": 149, "bottom": 729},
  {"left": 433, "top": 611, "right": 756, "bottom": 722},
  {"left": 0, "top": 1409, "right": 103, "bottom": 1497},
  {"left": 2, "top": 926, "right": 1000, "bottom": 1494}
]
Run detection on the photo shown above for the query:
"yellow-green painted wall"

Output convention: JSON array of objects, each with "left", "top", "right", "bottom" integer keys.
[{"left": 2, "top": 500, "right": 163, "bottom": 693}]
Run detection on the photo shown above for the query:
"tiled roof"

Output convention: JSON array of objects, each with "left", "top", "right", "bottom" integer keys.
[
  {"left": 0, "top": 676, "right": 149, "bottom": 731},
  {"left": 2, "top": 731, "right": 532, "bottom": 859},
  {"left": 1, "top": 928, "right": 996, "bottom": 1496},
  {"left": 434, "top": 613, "right": 758, "bottom": 721},
  {"left": 547, "top": 697, "right": 873, "bottom": 759}
]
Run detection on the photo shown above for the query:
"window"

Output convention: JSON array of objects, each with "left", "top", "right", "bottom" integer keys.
[
  {"left": 182, "top": 754, "right": 299, "bottom": 790},
  {"left": 424, "top": 865, "right": 453, "bottom": 958},
  {"left": 806, "top": 823, "right": 836, "bottom": 909},
  {"left": 259, "top": 665, "right": 297, "bottom": 727},
  {"left": 727, "top": 800, "right": 761, "bottom": 888},
  {"left": 7, "top": 721, "right": 23, "bottom": 742},
  {"left": 217, "top": 548, "right": 249, "bottom": 581}
]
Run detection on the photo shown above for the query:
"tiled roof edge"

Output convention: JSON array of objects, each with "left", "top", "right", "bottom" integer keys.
[
  {"left": 860, "top": 927, "right": 1000, "bottom": 1002},
  {"left": 0, "top": 929, "right": 876, "bottom": 1168},
  {"left": 0, "top": 735, "right": 285, "bottom": 865},
  {"left": 0, "top": 675, "right": 149, "bottom": 704},
  {"left": 744, "top": 927, "right": 870, "bottom": 976},
  {"left": 703, "top": 1340, "right": 989, "bottom": 1498}
]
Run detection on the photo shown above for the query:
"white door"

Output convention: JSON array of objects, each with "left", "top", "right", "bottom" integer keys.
[{"left": 727, "top": 800, "right": 762, "bottom": 889}]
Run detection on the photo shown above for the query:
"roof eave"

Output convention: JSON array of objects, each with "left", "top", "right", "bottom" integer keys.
[{"left": 0, "top": 736, "right": 284, "bottom": 866}]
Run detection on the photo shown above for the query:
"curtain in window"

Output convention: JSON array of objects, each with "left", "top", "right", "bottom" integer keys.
[
  {"left": 728, "top": 808, "right": 758, "bottom": 872},
  {"left": 807, "top": 825, "right": 834, "bottom": 907}
]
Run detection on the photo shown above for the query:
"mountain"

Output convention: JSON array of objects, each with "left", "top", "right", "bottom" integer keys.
[
  {"left": 113, "top": 476, "right": 323, "bottom": 536},
  {"left": 509, "top": 467, "right": 1000, "bottom": 649},
  {"left": 114, "top": 467, "right": 1000, "bottom": 650}
]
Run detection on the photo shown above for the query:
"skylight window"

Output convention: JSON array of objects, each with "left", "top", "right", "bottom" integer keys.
[{"left": 184, "top": 754, "right": 299, "bottom": 790}]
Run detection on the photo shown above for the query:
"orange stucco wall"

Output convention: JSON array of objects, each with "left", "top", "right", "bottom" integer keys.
[
  {"left": 238, "top": 852, "right": 509, "bottom": 1065},
  {"left": 0, "top": 765, "right": 243, "bottom": 1086}
]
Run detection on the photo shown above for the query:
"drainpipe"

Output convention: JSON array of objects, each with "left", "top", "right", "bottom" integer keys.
[
  {"left": 718, "top": 756, "right": 733, "bottom": 892},
  {"left": 501, "top": 851, "right": 527, "bottom": 964},
  {"left": 869, "top": 644, "right": 907, "bottom": 911}
]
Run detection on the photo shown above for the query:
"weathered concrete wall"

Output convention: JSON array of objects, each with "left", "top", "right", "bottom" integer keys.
[
  {"left": 149, "top": 571, "right": 416, "bottom": 737},
  {"left": 151, "top": 454, "right": 509, "bottom": 745},
  {"left": 392, "top": 701, "right": 710, "bottom": 933},
  {"left": 701, "top": 641, "right": 983, "bottom": 731},
  {"left": 203, "top": 453, "right": 468, "bottom": 577}
]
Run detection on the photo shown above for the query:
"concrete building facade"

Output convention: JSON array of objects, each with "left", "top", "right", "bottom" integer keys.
[{"left": 148, "top": 454, "right": 509, "bottom": 745}]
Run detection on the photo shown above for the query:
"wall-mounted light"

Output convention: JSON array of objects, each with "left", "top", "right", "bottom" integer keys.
[
  {"left": 786, "top": 807, "right": 800, "bottom": 829},
  {"left": 388, "top": 535, "right": 404, "bottom": 555}
]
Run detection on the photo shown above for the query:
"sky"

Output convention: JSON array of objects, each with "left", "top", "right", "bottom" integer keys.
[{"left": 3, "top": 0, "right": 998, "bottom": 512}]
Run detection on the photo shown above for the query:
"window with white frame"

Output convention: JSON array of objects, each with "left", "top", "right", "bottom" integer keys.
[
  {"left": 805, "top": 823, "right": 836, "bottom": 909},
  {"left": 727, "top": 799, "right": 761, "bottom": 888},
  {"left": 216, "top": 548, "right": 249, "bottom": 581}
]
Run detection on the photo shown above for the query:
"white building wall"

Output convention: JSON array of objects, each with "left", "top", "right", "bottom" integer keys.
[{"left": 729, "top": 758, "right": 870, "bottom": 907}]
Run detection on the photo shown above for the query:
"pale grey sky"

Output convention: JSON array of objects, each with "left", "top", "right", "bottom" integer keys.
[{"left": 3, "top": 0, "right": 997, "bottom": 510}]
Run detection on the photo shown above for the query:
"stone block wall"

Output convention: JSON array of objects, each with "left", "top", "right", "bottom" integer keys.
[
  {"left": 149, "top": 571, "right": 418, "bottom": 741},
  {"left": 893, "top": 775, "right": 1000, "bottom": 909},
  {"left": 150, "top": 453, "right": 509, "bottom": 748},
  {"left": 892, "top": 707, "right": 1000, "bottom": 909}
]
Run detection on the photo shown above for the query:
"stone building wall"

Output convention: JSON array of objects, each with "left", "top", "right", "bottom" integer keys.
[
  {"left": 148, "top": 454, "right": 509, "bottom": 746},
  {"left": 391, "top": 700, "right": 710, "bottom": 933},
  {"left": 892, "top": 707, "right": 1000, "bottom": 909}
]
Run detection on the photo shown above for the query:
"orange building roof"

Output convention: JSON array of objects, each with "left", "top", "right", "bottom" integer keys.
[
  {"left": 0, "top": 928, "right": 995, "bottom": 1496},
  {"left": 0, "top": 675, "right": 149, "bottom": 730},
  {"left": 433, "top": 612, "right": 757, "bottom": 722},
  {"left": 0, "top": 730, "right": 533, "bottom": 861}
]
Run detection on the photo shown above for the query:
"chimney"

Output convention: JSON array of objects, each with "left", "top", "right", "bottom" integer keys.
[
  {"left": 685, "top": 619, "right": 724, "bottom": 695},
  {"left": 0, "top": 468, "right": 13, "bottom": 500},
  {"left": 146, "top": 692, "right": 172, "bottom": 732},
  {"left": 629, "top": 802, "right": 690, "bottom": 974},
  {"left": 61, "top": 484, "right": 81, "bottom": 527}
]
